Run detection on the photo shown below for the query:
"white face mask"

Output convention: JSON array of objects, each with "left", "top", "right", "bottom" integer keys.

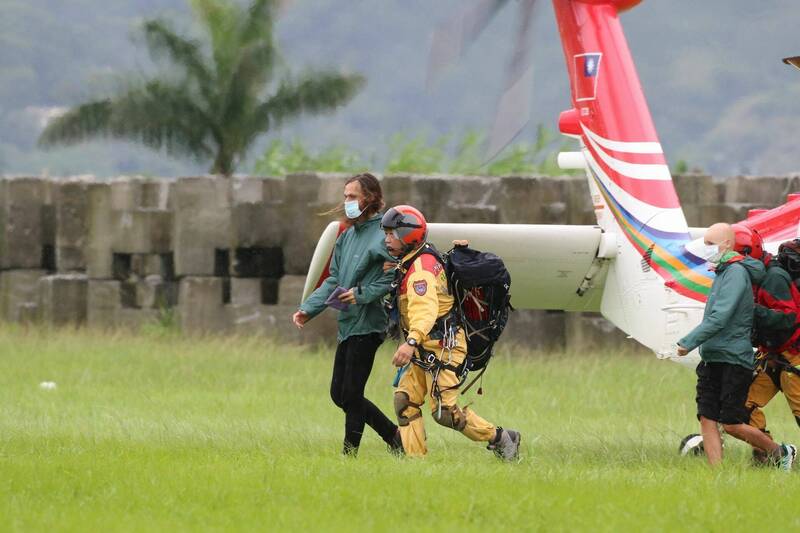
[
  {"left": 707, "top": 248, "right": 725, "bottom": 264},
  {"left": 685, "top": 240, "right": 721, "bottom": 262}
]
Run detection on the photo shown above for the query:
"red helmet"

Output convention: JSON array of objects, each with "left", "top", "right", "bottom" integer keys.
[
  {"left": 732, "top": 224, "right": 764, "bottom": 260},
  {"left": 381, "top": 205, "right": 427, "bottom": 249}
]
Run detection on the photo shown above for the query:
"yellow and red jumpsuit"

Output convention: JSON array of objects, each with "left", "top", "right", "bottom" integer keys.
[{"left": 393, "top": 248, "right": 496, "bottom": 456}]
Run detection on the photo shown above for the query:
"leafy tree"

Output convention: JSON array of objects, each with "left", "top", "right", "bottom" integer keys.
[
  {"left": 672, "top": 160, "right": 689, "bottom": 174},
  {"left": 250, "top": 126, "right": 576, "bottom": 176},
  {"left": 382, "top": 126, "right": 574, "bottom": 176},
  {"left": 253, "top": 139, "right": 366, "bottom": 175},
  {"left": 385, "top": 133, "right": 449, "bottom": 174},
  {"left": 37, "top": 0, "right": 364, "bottom": 176},
  {"left": 486, "top": 125, "right": 569, "bottom": 176}
]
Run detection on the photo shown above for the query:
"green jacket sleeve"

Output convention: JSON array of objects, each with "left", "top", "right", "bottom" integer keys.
[
  {"left": 299, "top": 238, "right": 341, "bottom": 319},
  {"left": 354, "top": 244, "right": 395, "bottom": 305},
  {"left": 679, "top": 266, "right": 748, "bottom": 351}
]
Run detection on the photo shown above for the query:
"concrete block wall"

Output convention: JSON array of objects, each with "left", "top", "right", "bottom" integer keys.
[{"left": 0, "top": 172, "right": 797, "bottom": 352}]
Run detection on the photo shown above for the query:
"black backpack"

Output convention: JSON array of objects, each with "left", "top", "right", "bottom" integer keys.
[
  {"left": 778, "top": 239, "right": 800, "bottom": 280},
  {"left": 444, "top": 245, "right": 513, "bottom": 373}
]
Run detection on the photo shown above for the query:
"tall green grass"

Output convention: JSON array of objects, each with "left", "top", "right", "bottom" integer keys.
[{"left": 1, "top": 327, "right": 799, "bottom": 531}]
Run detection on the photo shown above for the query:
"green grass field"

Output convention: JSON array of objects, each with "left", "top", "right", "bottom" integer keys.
[{"left": 2, "top": 327, "right": 800, "bottom": 532}]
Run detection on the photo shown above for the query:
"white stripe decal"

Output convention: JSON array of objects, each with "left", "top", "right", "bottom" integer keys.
[
  {"left": 581, "top": 124, "right": 663, "bottom": 154},
  {"left": 584, "top": 130, "right": 672, "bottom": 181},
  {"left": 583, "top": 147, "right": 689, "bottom": 234}
]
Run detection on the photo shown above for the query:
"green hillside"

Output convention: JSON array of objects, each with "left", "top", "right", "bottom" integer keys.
[{"left": 1, "top": 0, "right": 799, "bottom": 176}]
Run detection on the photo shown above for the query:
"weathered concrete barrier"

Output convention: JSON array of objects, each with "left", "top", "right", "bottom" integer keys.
[
  {"left": 0, "top": 177, "right": 49, "bottom": 269},
  {"left": 0, "top": 172, "right": 796, "bottom": 352}
]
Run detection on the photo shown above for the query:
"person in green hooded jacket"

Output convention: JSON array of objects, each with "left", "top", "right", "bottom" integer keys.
[
  {"left": 677, "top": 223, "right": 796, "bottom": 469},
  {"left": 292, "top": 173, "right": 400, "bottom": 456}
]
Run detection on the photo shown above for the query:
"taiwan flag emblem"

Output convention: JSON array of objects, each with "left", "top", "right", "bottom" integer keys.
[{"left": 574, "top": 53, "right": 602, "bottom": 101}]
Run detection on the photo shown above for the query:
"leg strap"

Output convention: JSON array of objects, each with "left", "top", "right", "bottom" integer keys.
[{"left": 394, "top": 392, "right": 422, "bottom": 426}]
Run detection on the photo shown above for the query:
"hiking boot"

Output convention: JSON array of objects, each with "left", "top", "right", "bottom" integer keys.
[
  {"left": 777, "top": 443, "right": 796, "bottom": 471},
  {"left": 487, "top": 427, "right": 520, "bottom": 461},
  {"left": 388, "top": 429, "right": 404, "bottom": 456}
]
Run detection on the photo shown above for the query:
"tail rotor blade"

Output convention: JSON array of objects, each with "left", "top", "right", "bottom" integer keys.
[
  {"left": 427, "top": 0, "right": 509, "bottom": 90},
  {"left": 486, "top": 0, "right": 537, "bottom": 160},
  {"left": 783, "top": 56, "right": 800, "bottom": 71},
  {"left": 486, "top": 66, "right": 533, "bottom": 159}
]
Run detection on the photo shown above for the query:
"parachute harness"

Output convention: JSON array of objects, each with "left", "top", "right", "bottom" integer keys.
[{"left": 431, "top": 313, "right": 460, "bottom": 418}]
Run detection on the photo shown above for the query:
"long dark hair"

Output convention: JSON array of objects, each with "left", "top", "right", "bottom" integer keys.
[{"left": 326, "top": 172, "right": 385, "bottom": 226}]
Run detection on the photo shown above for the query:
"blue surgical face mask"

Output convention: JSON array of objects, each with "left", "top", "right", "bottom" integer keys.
[{"left": 344, "top": 200, "right": 363, "bottom": 219}]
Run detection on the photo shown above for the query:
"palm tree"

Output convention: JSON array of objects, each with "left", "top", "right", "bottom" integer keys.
[{"left": 38, "top": 0, "right": 365, "bottom": 176}]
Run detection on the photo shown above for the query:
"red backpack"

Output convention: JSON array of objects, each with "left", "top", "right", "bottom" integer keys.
[{"left": 755, "top": 241, "right": 800, "bottom": 353}]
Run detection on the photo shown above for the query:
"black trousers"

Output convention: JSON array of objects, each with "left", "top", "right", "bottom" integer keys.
[{"left": 330, "top": 333, "right": 397, "bottom": 449}]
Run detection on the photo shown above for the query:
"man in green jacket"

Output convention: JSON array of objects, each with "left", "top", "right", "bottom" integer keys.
[
  {"left": 677, "top": 223, "right": 796, "bottom": 469},
  {"left": 292, "top": 173, "right": 400, "bottom": 456}
]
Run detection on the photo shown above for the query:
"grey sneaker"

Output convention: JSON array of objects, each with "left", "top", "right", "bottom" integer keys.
[
  {"left": 487, "top": 427, "right": 521, "bottom": 461},
  {"left": 778, "top": 444, "right": 796, "bottom": 471}
]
